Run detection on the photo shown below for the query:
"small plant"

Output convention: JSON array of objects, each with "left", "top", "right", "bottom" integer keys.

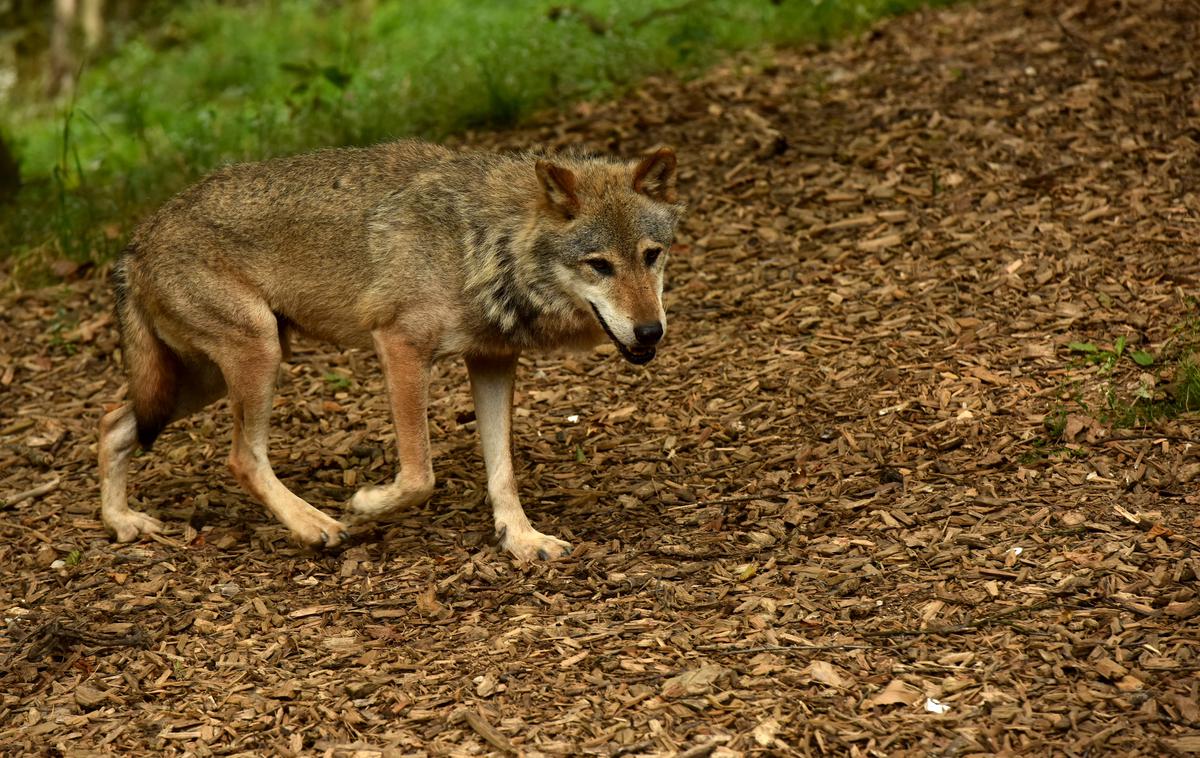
[
  {"left": 1171, "top": 357, "right": 1200, "bottom": 412},
  {"left": 1068, "top": 335, "right": 1153, "bottom": 373},
  {"left": 1062, "top": 311, "right": 1200, "bottom": 430},
  {"left": 1043, "top": 408, "right": 1067, "bottom": 439},
  {"left": 323, "top": 371, "right": 351, "bottom": 391},
  {"left": 1019, "top": 434, "right": 1090, "bottom": 465},
  {"left": 47, "top": 307, "right": 79, "bottom": 355}
]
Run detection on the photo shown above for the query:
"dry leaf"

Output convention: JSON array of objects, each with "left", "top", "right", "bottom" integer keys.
[
  {"left": 73, "top": 685, "right": 109, "bottom": 710},
  {"left": 753, "top": 718, "right": 781, "bottom": 747},
  {"left": 662, "top": 664, "right": 728, "bottom": 698},
  {"left": 802, "top": 660, "right": 847, "bottom": 688},
  {"left": 867, "top": 679, "right": 923, "bottom": 708}
]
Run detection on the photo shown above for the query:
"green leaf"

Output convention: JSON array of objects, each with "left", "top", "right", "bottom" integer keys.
[
  {"left": 1130, "top": 350, "right": 1154, "bottom": 367},
  {"left": 1069, "top": 342, "right": 1098, "bottom": 353},
  {"left": 65, "top": 549, "right": 82, "bottom": 566},
  {"left": 1114, "top": 335, "right": 1126, "bottom": 356},
  {"left": 575, "top": 444, "right": 586, "bottom": 463},
  {"left": 322, "top": 66, "right": 352, "bottom": 89}
]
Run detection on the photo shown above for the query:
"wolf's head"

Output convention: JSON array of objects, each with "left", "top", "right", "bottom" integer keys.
[{"left": 534, "top": 147, "right": 685, "bottom": 365}]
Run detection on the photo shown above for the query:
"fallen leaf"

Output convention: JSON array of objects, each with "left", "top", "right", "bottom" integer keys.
[
  {"left": 1165, "top": 600, "right": 1200, "bottom": 618},
  {"left": 802, "top": 660, "right": 846, "bottom": 688},
  {"left": 753, "top": 718, "right": 780, "bottom": 747},
  {"left": 662, "top": 664, "right": 728, "bottom": 698},
  {"left": 74, "top": 684, "right": 109, "bottom": 709},
  {"left": 867, "top": 679, "right": 923, "bottom": 708}
]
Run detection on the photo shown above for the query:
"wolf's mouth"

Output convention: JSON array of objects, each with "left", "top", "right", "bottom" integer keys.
[{"left": 589, "top": 303, "right": 656, "bottom": 365}]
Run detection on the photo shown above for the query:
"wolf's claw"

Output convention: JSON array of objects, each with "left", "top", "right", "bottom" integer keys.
[
  {"left": 288, "top": 509, "right": 348, "bottom": 549},
  {"left": 537, "top": 549, "right": 549, "bottom": 560},
  {"left": 317, "top": 525, "right": 350, "bottom": 551}
]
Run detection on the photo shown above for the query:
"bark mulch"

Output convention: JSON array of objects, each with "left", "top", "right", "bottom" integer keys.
[{"left": 3, "top": 0, "right": 1200, "bottom": 754}]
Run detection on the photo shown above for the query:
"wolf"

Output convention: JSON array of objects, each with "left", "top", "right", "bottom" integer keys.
[{"left": 97, "top": 140, "right": 684, "bottom": 561}]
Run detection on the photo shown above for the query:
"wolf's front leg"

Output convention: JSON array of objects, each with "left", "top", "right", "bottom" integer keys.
[
  {"left": 346, "top": 329, "right": 436, "bottom": 524},
  {"left": 467, "top": 353, "right": 571, "bottom": 561}
]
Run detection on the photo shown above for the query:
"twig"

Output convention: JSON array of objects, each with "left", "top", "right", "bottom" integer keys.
[
  {"left": 861, "top": 601, "right": 1057, "bottom": 638},
  {"left": 8, "top": 618, "right": 151, "bottom": 666},
  {"left": 1055, "top": 15, "right": 1096, "bottom": 48},
  {"left": 1106, "top": 433, "right": 1197, "bottom": 444},
  {"left": 1, "top": 521, "right": 56, "bottom": 544},
  {"left": 675, "top": 740, "right": 721, "bottom": 758},
  {"left": 453, "top": 708, "right": 514, "bottom": 753},
  {"left": 612, "top": 739, "right": 656, "bottom": 757},
  {"left": 1, "top": 477, "right": 61, "bottom": 510},
  {"left": 699, "top": 607, "right": 1062, "bottom": 659},
  {"left": 697, "top": 642, "right": 881, "bottom": 655},
  {"left": 695, "top": 491, "right": 829, "bottom": 509}
]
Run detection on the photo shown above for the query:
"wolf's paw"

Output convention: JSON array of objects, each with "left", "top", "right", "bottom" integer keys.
[
  {"left": 344, "top": 478, "right": 435, "bottom": 524},
  {"left": 344, "top": 485, "right": 394, "bottom": 524},
  {"left": 497, "top": 524, "right": 572, "bottom": 562},
  {"left": 289, "top": 509, "right": 350, "bottom": 550},
  {"left": 105, "top": 509, "right": 164, "bottom": 543}
]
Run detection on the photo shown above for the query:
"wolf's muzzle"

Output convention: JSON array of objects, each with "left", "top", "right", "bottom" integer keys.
[{"left": 590, "top": 303, "right": 657, "bottom": 365}]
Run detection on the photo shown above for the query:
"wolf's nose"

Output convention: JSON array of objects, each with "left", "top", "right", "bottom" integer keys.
[{"left": 634, "top": 322, "right": 664, "bottom": 346}]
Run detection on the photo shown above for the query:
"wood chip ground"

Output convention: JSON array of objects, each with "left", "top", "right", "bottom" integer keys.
[{"left": 2, "top": 0, "right": 1200, "bottom": 754}]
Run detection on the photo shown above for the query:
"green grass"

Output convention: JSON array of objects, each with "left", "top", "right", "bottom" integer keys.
[
  {"left": 1039, "top": 307, "right": 1200, "bottom": 450},
  {"left": 1, "top": 0, "right": 951, "bottom": 278}
]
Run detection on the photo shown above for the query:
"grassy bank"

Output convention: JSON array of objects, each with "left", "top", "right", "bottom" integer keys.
[{"left": 1, "top": 0, "right": 949, "bottom": 278}]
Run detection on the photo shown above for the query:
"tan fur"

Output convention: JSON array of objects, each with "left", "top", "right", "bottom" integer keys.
[{"left": 98, "top": 139, "right": 684, "bottom": 558}]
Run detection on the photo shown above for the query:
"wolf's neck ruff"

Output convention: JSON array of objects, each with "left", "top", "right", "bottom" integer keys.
[{"left": 462, "top": 219, "right": 579, "bottom": 349}]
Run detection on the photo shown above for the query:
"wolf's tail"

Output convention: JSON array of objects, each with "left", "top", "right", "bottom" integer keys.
[{"left": 113, "top": 255, "right": 181, "bottom": 450}]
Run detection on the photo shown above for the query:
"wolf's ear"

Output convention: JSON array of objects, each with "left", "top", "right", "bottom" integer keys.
[
  {"left": 632, "top": 147, "right": 677, "bottom": 204},
  {"left": 535, "top": 160, "right": 580, "bottom": 218}
]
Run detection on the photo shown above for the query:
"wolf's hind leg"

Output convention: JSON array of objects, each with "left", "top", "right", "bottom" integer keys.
[
  {"left": 346, "top": 329, "right": 436, "bottom": 523},
  {"left": 99, "top": 404, "right": 164, "bottom": 542},
  {"left": 467, "top": 353, "right": 571, "bottom": 561},
  {"left": 218, "top": 334, "right": 348, "bottom": 548},
  {"left": 99, "top": 355, "right": 225, "bottom": 542}
]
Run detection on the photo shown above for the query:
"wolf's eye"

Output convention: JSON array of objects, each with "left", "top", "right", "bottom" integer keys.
[
  {"left": 644, "top": 247, "right": 663, "bottom": 267},
  {"left": 585, "top": 258, "right": 614, "bottom": 276}
]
